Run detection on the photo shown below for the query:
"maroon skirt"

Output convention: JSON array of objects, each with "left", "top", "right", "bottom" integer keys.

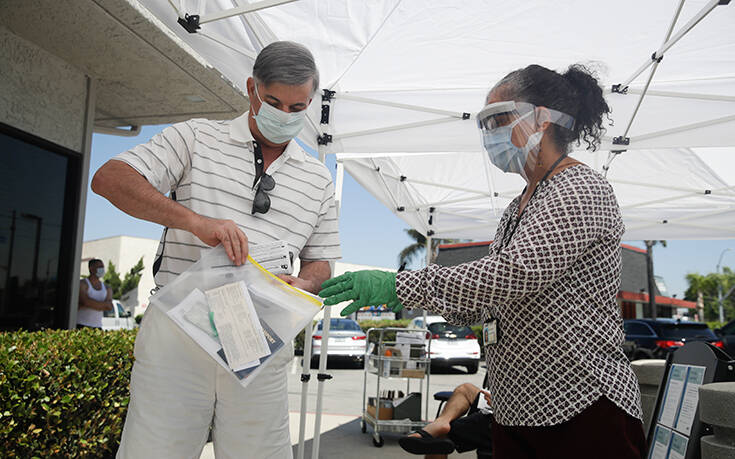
[{"left": 491, "top": 397, "right": 646, "bottom": 459}]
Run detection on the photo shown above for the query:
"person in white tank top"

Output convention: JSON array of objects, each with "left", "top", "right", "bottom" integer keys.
[{"left": 77, "top": 258, "right": 113, "bottom": 329}]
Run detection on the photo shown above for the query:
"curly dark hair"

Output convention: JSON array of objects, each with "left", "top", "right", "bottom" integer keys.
[{"left": 492, "top": 63, "right": 611, "bottom": 152}]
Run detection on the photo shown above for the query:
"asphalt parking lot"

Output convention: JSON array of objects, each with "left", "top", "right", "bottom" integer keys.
[{"left": 200, "top": 357, "right": 488, "bottom": 458}]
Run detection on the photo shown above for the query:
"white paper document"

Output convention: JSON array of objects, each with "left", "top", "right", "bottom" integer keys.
[
  {"left": 659, "top": 364, "right": 687, "bottom": 428},
  {"left": 648, "top": 425, "right": 672, "bottom": 459},
  {"left": 668, "top": 432, "right": 689, "bottom": 459},
  {"left": 674, "top": 365, "right": 706, "bottom": 435},
  {"left": 206, "top": 281, "right": 271, "bottom": 372}
]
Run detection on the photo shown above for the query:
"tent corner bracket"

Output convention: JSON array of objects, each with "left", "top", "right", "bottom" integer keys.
[
  {"left": 317, "top": 134, "right": 332, "bottom": 145},
  {"left": 612, "top": 136, "right": 630, "bottom": 146},
  {"left": 462, "top": 112, "right": 471, "bottom": 120},
  {"left": 611, "top": 84, "right": 628, "bottom": 94},
  {"left": 177, "top": 14, "right": 201, "bottom": 33},
  {"left": 322, "top": 89, "right": 336, "bottom": 102}
]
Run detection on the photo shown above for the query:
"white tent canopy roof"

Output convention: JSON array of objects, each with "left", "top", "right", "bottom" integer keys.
[
  {"left": 141, "top": 0, "right": 735, "bottom": 239},
  {"left": 339, "top": 148, "right": 735, "bottom": 240}
]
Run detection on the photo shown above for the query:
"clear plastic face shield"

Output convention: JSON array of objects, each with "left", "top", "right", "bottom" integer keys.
[{"left": 476, "top": 101, "right": 575, "bottom": 181}]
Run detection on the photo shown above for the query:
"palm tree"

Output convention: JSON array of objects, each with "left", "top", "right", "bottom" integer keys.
[
  {"left": 644, "top": 240, "right": 666, "bottom": 319},
  {"left": 398, "top": 229, "right": 459, "bottom": 269}
]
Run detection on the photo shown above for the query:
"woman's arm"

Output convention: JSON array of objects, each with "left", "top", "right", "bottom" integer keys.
[{"left": 396, "top": 176, "right": 620, "bottom": 325}]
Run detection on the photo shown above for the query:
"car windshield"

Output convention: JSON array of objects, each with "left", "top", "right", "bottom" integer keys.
[
  {"left": 317, "top": 319, "right": 361, "bottom": 331},
  {"left": 660, "top": 324, "right": 717, "bottom": 339},
  {"left": 428, "top": 323, "right": 472, "bottom": 337}
]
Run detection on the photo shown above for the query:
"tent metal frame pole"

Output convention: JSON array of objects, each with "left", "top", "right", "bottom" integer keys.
[
  {"left": 617, "top": 0, "right": 721, "bottom": 90},
  {"left": 619, "top": 0, "right": 686, "bottom": 140},
  {"left": 401, "top": 177, "right": 493, "bottom": 196},
  {"left": 335, "top": 162, "right": 345, "bottom": 214},
  {"left": 335, "top": 116, "right": 460, "bottom": 141},
  {"left": 310, "top": 140, "right": 334, "bottom": 459},
  {"left": 199, "top": 0, "right": 299, "bottom": 25},
  {"left": 432, "top": 222, "right": 494, "bottom": 235},
  {"left": 609, "top": 179, "right": 715, "bottom": 194},
  {"left": 337, "top": 93, "right": 471, "bottom": 118},
  {"left": 198, "top": 31, "right": 258, "bottom": 59},
  {"left": 622, "top": 184, "right": 735, "bottom": 209},
  {"left": 624, "top": 88, "right": 735, "bottom": 102},
  {"left": 630, "top": 114, "right": 735, "bottom": 144},
  {"left": 417, "top": 195, "right": 498, "bottom": 209},
  {"left": 625, "top": 207, "right": 735, "bottom": 233},
  {"left": 296, "top": 319, "right": 313, "bottom": 459},
  {"left": 168, "top": 0, "right": 183, "bottom": 17}
]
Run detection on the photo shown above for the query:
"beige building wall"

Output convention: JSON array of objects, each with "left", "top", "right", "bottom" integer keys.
[{"left": 81, "top": 236, "right": 159, "bottom": 317}]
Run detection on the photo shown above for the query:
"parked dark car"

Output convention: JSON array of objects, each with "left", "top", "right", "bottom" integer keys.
[
  {"left": 623, "top": 319, "right": 725, "bottom": 360},
  {"left": 714, "top": 319, "right": 735, "bottom": 359}
]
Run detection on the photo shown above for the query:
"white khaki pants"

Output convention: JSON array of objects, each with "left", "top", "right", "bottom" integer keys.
[{"left": 117, "top": 305, "right": 293, "bottom": 459}]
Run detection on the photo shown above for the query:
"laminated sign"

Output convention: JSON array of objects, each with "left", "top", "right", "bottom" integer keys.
[{"left": 150, "top": 246, "right": 322, "bottom": 389}]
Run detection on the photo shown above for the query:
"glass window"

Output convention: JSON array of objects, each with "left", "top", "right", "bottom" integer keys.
[
  {"left": 625, "top": 322, "right": 655, "bottom": 336},
  {"left": 721, "top": 321, "right": 735, "bottom": 335},
  {"left": 428, "top": 322, "right": 473, "bottom": 337},
  {"left": 660, "top": 325, "right": 717, "bottom": 339},
  {"left": 0, "top": 125, "right": 79, "bottom": 330},
  {"left": 317, "top": 319, "right": 361, "bottom": 331}
]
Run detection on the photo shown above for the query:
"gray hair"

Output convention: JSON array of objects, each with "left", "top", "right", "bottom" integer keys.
[{"left": 253, "top": 41, "right": 320, "bottom": 95}]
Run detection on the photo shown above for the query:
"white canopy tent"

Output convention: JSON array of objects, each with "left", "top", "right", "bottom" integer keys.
[
  {"left": 138, "top": 0, "right": 735, "bottom": 455},
  {"left": 141, "top": 0, "right": 735, "bottom": 241}
]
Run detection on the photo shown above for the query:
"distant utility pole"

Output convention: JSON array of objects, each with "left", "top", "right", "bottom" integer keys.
[{"left": 645, "top": 241, "right": 657, "bottom": 320}]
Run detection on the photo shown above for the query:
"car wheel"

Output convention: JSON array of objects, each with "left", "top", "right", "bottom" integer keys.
[{"left": 466, "top": 362, "right": 479, "bottom": 374}]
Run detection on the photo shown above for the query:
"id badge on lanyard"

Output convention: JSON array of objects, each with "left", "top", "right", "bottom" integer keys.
[{"left": 482, "top": 318, "right": 498, "bottom": 345}]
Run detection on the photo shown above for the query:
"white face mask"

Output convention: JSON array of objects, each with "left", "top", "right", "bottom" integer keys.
[
  {"left": 96, "top": 268, "right": 105, "bottom": 278},
  {"left": 252, "top": 84, "right": 308, "bottom": 144},
  {"left": 481, "top": 111, "right": 541, "bottom": 174}
]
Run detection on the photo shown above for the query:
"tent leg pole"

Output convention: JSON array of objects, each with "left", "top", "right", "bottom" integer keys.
[
  {"left": 296, "top": 320, "right": 313, "bottom": 459},
  {"left": 312, "top": 305, "right": 332, "bottom": 459}
]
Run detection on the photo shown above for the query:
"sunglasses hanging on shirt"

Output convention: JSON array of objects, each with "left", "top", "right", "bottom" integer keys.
[{"left": 251, "top": 141, "right": 276, "bottom": 215}]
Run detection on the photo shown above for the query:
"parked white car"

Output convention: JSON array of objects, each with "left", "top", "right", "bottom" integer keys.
[
  {"left": 311, "top": 318, "right": 367, "bottom": 368},
  {"left": 409, "top": 315, "right": 481, "bottom": 374},
  {"left": 101, "top": 300, "right": 136, "bottom": 330}
]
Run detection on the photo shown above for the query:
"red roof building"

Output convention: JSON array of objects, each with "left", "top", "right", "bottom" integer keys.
[{"left": 434, "top": 242, "right": 696, "bottom": 320}]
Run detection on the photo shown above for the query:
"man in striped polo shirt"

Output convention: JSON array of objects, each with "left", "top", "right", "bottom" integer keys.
[{"left": 92, "top": 41, "right": 340, "bottom": 458}]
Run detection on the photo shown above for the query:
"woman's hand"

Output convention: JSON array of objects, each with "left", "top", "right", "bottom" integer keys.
[{"left": 319, "top": 271, "right": 404, "bottom": 316}]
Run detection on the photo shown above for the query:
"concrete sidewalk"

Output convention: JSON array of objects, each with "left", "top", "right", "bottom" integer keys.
[
  {"left": 199, "top": 358, "right": 486, "bottom": 458},
  {"left": 198, "top": 411, "right": 479, "bottom": 458}
]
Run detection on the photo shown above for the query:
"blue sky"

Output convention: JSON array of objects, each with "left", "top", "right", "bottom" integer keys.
[{"left": 84, "top": 126, "right": 735, "bottom": 299}]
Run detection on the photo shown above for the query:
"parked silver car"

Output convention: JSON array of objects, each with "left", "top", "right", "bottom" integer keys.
[{"left": 311, "top": 318, "right": 367, "bottom": 368}]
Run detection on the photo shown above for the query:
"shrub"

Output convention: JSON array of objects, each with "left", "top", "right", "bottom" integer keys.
[{"left": 0, "top": 328, "right": 136, "bottom": 458}]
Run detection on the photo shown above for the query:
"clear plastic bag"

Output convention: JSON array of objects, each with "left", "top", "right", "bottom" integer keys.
[{"left": 149, "top": 245, "right": 322, "bottom": 389}]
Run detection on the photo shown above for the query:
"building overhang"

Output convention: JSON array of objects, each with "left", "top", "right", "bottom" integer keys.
[
  {"left": 1, "top": 0, "right": 249, "bottom": 131},
  {"left": 618, "top": 291, "right": 697, "bottom": 309}
]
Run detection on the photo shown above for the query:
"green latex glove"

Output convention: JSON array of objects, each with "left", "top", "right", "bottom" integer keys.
[{"left": 319, "top": 271, "right": 404, "bottom": 317}]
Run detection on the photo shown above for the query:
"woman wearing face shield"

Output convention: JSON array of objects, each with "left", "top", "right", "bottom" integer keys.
[{"left": 320, "top": 64, "right": 645, "bottom": 459}]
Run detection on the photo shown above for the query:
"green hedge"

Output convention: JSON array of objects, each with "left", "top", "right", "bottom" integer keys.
[{"left": 0, "top": 329, "right": 136, "bottom": 458}]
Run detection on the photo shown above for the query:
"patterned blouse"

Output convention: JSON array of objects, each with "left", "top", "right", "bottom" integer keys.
[{"left": 396, "top": 165, "right": 642, "bottom": 427}]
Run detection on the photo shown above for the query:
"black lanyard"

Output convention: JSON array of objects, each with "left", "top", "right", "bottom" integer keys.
[{"left": 497, "top": 154, "right": 567, "bottom": 252}]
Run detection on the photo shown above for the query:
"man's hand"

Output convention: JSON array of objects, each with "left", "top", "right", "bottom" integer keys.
[
  {"left": 189, "top": 215, "right": 249, "bottom": 265},
  {"left": 481, "top": 390, "right": 491, "bottom": 406},
  {"left": 277, "top": 275, "right": 317, "bottom": 293},
  {"left": 319, "top": 271, "right": 404, "bottom": 317}
]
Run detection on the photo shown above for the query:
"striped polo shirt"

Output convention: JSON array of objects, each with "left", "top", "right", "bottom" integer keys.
[{"left": 114, "top": 113, "right": 341, "bottom": 288}]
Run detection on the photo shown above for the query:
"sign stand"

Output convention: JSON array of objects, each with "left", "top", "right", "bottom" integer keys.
[{"left": 647, "top": 342, "right": 735, "bottom": 459}]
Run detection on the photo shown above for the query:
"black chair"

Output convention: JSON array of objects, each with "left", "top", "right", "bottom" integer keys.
[{"left": 433, "top": 390, "right": 454, "bottom": 418}]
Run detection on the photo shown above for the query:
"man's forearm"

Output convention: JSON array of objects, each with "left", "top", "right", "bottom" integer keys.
[
  {"left": 91, "top": 160, "right": 198, "bottom": 232},
  {"left": 298, "top": 261, "right": 331, "bottom": 294}
]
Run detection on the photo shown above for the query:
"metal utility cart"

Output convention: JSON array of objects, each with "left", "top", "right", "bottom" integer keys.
[{"left": 361, "top": 327, "right": 432, "bottom": 447}]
